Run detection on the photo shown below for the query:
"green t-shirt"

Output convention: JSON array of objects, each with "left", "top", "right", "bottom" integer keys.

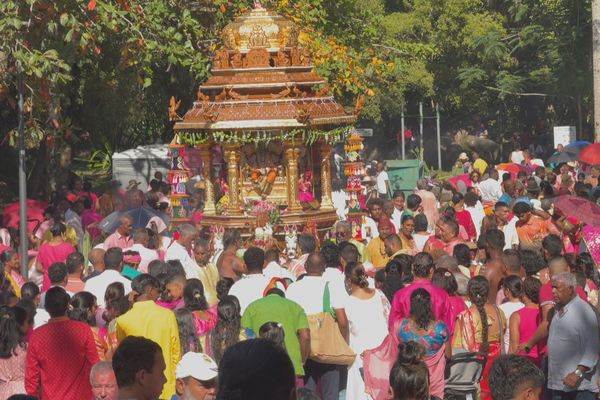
[{"left": 241, "top": 294, "right": 309, "bottom": 376}]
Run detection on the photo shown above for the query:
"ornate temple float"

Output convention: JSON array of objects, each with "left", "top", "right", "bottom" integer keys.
[{"left": 169, "top": 2, "right": 358, "bottom": 239}]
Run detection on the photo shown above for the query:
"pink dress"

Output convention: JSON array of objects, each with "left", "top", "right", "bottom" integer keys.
[
  {"left": 0, "top": 345, "right": 26, "bottom": 398},
  {"left": 516, "top": 307, "right": 541, "bottom": 365},
  {"left": 456, "top": 209, "right": 477, "bottom": 241},
  {"left": 298, "top": 181, "right": 315, "bottom": 203},
  {"left": 37, "top": 241, "right": 77, "bottom": 291},
  {"left": 81, "top": 209, "right": 103, "bottom": 240},
  {"left": 193, "top": 306, "right": 218, "bottom": 355}
]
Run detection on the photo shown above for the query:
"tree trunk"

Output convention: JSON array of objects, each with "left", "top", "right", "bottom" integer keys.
[{"left": 593, "top": 0, "right": 600, "bottom": 142}]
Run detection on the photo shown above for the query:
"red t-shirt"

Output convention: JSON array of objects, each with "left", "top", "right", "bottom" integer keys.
[
  {"left": 538, "top": 281, "right": 588, "bottom": 307},
  {"left": 26, "top": 319, "right": 99, "bottom": 399}
]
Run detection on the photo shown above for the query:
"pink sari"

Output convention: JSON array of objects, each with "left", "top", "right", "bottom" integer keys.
[{"left": 363, "top": 320, "right": 447, "bottom": 400}]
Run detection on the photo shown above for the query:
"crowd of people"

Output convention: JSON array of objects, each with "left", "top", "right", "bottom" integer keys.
[{"left": 0, "top": 151, "right": 599, "bottom": 400}]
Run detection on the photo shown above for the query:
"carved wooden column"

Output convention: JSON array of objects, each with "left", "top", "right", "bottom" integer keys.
[
  {"left": 223, "top": 144, "right": 243, "bottom": 215},
  {"left": 284, "top": 140, "right": 303, "bottom": 213},
  {"left": 197, "top": 144, "right": 216, "bottom": 215},
  {"left": 319, "top": 140, "right": 334, "bottom": 210}
]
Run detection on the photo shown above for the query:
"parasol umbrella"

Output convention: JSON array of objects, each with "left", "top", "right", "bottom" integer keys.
[
  {"left": 547, "top": 148, "right": 579, "bottom": 164},
  {"left": 2, "top": 199, "right": 48, "bottom": 234},
  {"left": 580, "top": 143, "right": 600, "bottom": 166},
  {"left": 565, "top": 141, "right": 590, "bottom": 154},
  {"left": 98, "top": 207, "right": 161, "bottom": 234},
  {"left": 554, "top": 195, "right": 600, "bottom": 227},
  {"left": 495, "top": 163, "right": 531, "bottom": 177}
]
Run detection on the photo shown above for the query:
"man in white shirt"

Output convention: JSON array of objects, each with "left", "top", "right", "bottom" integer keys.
[
  {"left": 478, "top": 169, "right": 503, "bottom": 203},
  {"left": 83, "top": 247, "right": 132, "bottom": 308},
  {"left": 391, "top": 191, "right": 405, "bottom": 232},
  {"left": 376, "top": 162, "right": 391, "bottom": 198},
  {"left": 494, "top": 202, "right": 520, "bottom": 250},
  {"left": 464, "top": 191, "right": 485, "bottom": 238},
  {"left": 228, "top": 247, "right": 271, "bottom": 314},
  {"left": 125, "top": 228, "right": 159, "bottom": 273},
  {"left": 287, "top": 252, "right": 349, "bottom": 400},
  {"left": 165, "top": 224, "right": 200, "bottom": 280},
  {"left": 263, "top": 249, "right": 295, "bottom": 281},
  {"left": 361, "top": 198, "right": 382, "bottom": 242}
]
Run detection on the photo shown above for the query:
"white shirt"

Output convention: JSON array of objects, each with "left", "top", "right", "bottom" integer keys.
[
  {"left": 500, "top": 217, "right": 519, "bottom": 250},
  {"left": 165, "top": 241, "right": 200, "bottom": 279},
  {"left": 34, "top": 307, "right": 50, "bottom": 329},
  {"left": 228, "top": 274, "right": 271, "bottom": 314},
  {"left": 376, "top": 171, "right": 389, "bottom": 195},
  {"left": 499, "top": 301, "right": 524, "bottom": 352},
  {"left": 84, "top": 270, "right": 132, "bottom": 308},
  {"left": 510, "top": 151, "right": 524, "bottom": 164},
  {"left": 125, "top": 243, "right": 159, "bottom": 273},
  {"left": 466, "top": 204, "right": 485, "bottom": 238},
  {"left": 478, "top": 178, "right": 503, "bottom": 202},
  {"left": 413, "top": 233, "right": 431, "bottom": 252},
  {"left": 391, "top": 208, "right": 404, "bottom": 232},
  {"left": 361, "top": 216, "right": 379, "bottom": 242},
  {"left": 263, "top": 261, "right": 296, "bottom": 281},
  {"left": 322, "top": 268, "right": 350, "bottom": 307},
  {"left": 287, "top": 275, "right": 345, "bottom": 315}
]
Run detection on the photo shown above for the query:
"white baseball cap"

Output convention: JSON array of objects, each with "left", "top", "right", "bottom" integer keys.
[{"left": 175, "top": 352, "right": 218, "bottom": 381}]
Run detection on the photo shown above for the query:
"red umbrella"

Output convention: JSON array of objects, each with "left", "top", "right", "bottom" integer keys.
[
  {"left": 554, "top": 195, "right": 600, "bottom": 227},
  {"left": 2, "top": 199, "right": 48, "bottom": 233},
  {"left": 495, "top": 163, "right": 531, "bottom": 178},
  {"left": 580, "top": 143, "right": 600, "bottom": 166}
]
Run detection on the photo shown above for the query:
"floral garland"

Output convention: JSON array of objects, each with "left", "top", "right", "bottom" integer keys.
[{"left": 177, "top": 126, "right": 351, "bottom": 145}]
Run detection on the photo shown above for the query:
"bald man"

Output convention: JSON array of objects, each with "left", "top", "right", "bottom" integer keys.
[
  {"left": 85, "top": 248, "right": 105, "bottom": 281},
  {"left": 103, "top": 215, "right": 134, "bottom": 250}
]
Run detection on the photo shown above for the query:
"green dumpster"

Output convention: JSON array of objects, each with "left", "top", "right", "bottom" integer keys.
[{"left": 385, "top": 159, "right": 423, "bottom": 196}]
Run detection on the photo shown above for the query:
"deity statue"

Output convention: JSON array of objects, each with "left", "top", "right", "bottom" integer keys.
[{"left": 275, "top": 48, "right": 290, "bottom": 67}]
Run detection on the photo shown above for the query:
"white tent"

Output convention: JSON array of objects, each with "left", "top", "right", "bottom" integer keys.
[{"left": 112, "top": 145, "right": 170, "bottom": 189}]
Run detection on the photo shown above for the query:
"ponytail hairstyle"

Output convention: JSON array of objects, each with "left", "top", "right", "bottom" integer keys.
[
  {"left": 0, "top": 306, "right": 26, "bottom": 358},
  {"left": 383, "top": 259, "right": 404, "bottom": 301},
  {"left": 259, "top": 321, "right": 286, "bottom": 350},
  {"left": 522, "top": 276, "right": 541, "bottom": 304},
  {"left": 49, "top": 222, "right": 66, "bottom": 238},
  {"left": 502, "top": 275, "right": 523, "bottom": 299},
  {"left": 409, "top": 289, "right": 434, "bottom": 330},
  {"left": 211, "top": 295, "right": 242, "bottom": 364},
  {"left": 468, "top": 276, "right": 490, "bottom": 353},
  {"left": 344, "top": 262, "right": 368, "bottom": 289},
  {"left": 389, "top": 341, "right": 429, "bottom": 400},
  {"left": 68, "top": 292, "right": 97, "bottom": 326},
  {"left": 175, "top": 308, "right": 202, "bottom": 356},
  {"left": 104, "top": 281, "right": 125, "bottom": 306},
  {"left": 183, "top": 278, "right": 208, "bottom": 311}
]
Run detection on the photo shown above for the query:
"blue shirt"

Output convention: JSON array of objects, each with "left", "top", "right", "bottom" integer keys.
[{"left": 498, "top": 193, "right": 513, "bottom": 206}]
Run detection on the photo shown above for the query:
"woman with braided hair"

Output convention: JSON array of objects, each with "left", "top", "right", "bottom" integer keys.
[
  {"left": 344, "top": 262, "right": 390, "bottom": 400},
  {"left": 453, "top": 275, "right": 506, "bottom": 400}
]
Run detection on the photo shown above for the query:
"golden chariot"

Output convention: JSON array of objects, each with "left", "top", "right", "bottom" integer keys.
[{"left": 169, "top": 2, "right": 358, "bottom": 237}]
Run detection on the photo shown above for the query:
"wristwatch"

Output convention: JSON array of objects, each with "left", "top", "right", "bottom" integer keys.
[{"left": 574, "top": 369, "right": 584, "bottom": 379}]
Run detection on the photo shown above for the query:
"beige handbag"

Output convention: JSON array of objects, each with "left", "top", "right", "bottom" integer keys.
[{"left": 307, "top": 282, "right": 356, "bottom": 365}]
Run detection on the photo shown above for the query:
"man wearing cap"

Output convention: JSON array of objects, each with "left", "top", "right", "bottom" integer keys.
[{"left": 174, "top": 352, "right": 218, "bottom": 400}]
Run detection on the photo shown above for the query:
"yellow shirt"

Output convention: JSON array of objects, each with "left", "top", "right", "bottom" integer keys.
[
  {"left": 367, "top": 236, "right": 390, "bottom": 269},
  {"left": 116, "top": 301, "right": 181, "bottom": 399},
  {"left": 199, "top": 262, "right": 220, "bottom": 306},
  {"left": 473, "top": 158, "right": 489, "bottom": 175}
]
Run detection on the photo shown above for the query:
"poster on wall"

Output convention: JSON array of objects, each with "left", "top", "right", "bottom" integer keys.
[{"left": 553, "top": 126, "right": 576, "bottom": 148}]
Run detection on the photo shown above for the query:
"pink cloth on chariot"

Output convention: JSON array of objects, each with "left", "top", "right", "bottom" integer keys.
[{"left": 583, "top": 225, "right": 600, "bottom": 265}]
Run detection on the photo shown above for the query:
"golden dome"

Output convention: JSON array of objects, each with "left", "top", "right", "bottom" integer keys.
[{"left": 222, "top": 4, "right": 300, "bottom": 52}]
